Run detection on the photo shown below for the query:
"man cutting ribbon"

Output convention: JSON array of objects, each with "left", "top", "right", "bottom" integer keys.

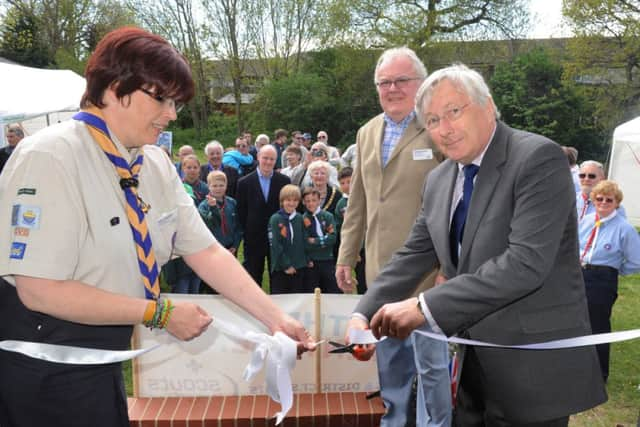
[{"left": 0, "top": 27, "right": 314, "bottom": 427}]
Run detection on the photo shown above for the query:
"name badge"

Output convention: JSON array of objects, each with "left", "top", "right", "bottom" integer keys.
[{"left": 413, "top": 149, "right": 433, "bottom": 161}]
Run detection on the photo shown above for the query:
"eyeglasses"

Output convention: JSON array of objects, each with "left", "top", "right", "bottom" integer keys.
[
  {"left": 139, "top": 88, "right": 184, "bottom": 113},
  {"left": 317, "top": 135, "right": 327, "bottom": 140},
  {"left": 375, "top": 77, "right": 422, "bottom": 90},
  {"left": 311, "top": 149, "right": 326, "bottom": 157},
  {"left": 424, "top": 104, "right": 470, "bottom": 130},
  {"left": 578, "top": 173, "right": 597, "bottom": 179},
  {"left": 595, "top": 196, "right": 615, "bottom": 204}
]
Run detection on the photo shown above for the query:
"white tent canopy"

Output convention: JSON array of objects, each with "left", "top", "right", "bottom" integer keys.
[
  {"left": 0, "top": 62, "right": 86, "bottom": 125},
  {"left": 608, "top": 116, "right": 640, "bottom": 227}
]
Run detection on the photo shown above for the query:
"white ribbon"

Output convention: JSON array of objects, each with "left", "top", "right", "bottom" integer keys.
[
  {"left": 0, "top": 340, "right": 159, "bottom": 364},
  {"left": 0, "top": 318, "right": 300, "bottom": 425},
  {"left": 349, "top": 327, "right": 640, "bottom": 350},
  {"left": 213, "top": 318, "right": 297, "bottom": 425}
]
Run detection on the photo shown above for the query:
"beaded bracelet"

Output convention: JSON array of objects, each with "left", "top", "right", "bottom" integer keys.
[{"left": 143, "top": 297, "right": 173, "bottom": 330}]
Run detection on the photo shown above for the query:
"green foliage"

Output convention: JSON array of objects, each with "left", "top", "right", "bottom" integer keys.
[
  {"left": 169, "top": 111, "right": 240, "bottom": 153},
  {"left": 562, "top": 0, "right": 640, "bottom": 136},
  {"left": 251, "top": 47, "right": 380, "bottom": 149},
  {"left": 490, "top": 48, "right": 608, "bottom": 161},
  {"left": 0, "top": 6, "right": 51, "bottom": 67},
  {"left": 251, "top": 73, "right": 334, "bottom": 137}
]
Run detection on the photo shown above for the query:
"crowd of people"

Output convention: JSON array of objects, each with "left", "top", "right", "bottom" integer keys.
[
  {"left": 163, "top": 127, "right": 366, "bottom": 297},
  {"left": 1, "top": 25, "right": 639, "bottom": 427}
]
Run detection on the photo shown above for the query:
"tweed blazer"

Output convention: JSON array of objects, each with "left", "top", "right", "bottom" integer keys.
[{"left": 337, "top": 113, "right": 442, "bottom": 292}]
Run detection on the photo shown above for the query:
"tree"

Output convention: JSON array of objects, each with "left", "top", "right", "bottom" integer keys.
[
  {"left": 562, "top": 0, "right": 640, "bottom": 130},
  {"left": 252, "top": 73, "right": 334, "bottom": 133},
  {"left": 0, "top": 5, "right": 50, "bottom": 67},
  {"left": 129, "top": 0, "right": 210, "bottom": 136},
  {"left": 326, "top": 0, "right": 531, "bottom": 49},
  {"left": 0, "top": 0, "right": 135, "bottom": 72},
  {"left": 490, "top": 48, "right": 607, "bottom": 160}
]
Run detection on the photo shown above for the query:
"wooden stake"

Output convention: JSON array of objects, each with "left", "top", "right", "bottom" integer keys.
[{"left": 314, "top": 287, "right": 322, "bottom": 393}]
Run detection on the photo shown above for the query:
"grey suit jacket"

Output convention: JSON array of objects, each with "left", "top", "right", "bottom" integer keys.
[{"left": 355, "top": 121, "right": 606, "bottom": 422}]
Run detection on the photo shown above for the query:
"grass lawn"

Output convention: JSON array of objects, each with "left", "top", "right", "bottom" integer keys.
[
  {"left": 570, "top": 274, "right": 640, "bottom": 426},
  {"left": 124, "top": 262, "right": 640, "bottom": 425}
]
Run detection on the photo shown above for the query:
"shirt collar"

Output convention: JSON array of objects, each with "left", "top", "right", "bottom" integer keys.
[
  {"left": 383, "top": 111, "right": 416, "bottom": 127},
  {"left": 257, "top": 168, "right": 274, "bottom": 179},
  {"left": 457, "top": 123, "right": 496, "bottom": 172}
]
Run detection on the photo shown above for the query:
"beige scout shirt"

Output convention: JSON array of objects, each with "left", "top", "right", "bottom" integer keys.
[{"left": 0, "top": 119, "right": 216, "bottom": 298}]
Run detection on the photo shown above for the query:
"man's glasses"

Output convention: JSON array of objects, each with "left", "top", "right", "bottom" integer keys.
[
  {"left": 595, "top": 196, "right": 615, "bottom": 204},
  {"left": 424, "top": 104, "right": 470, "bottom": 130},
  {"left": 139, "top": 88, "right": 184, "bottom": 113},
  {"left": 375, "top": 76, "right": 422, "bottom": 90},
  {"left": 579, "top": 173, "right": 597, "bottom": 179}
]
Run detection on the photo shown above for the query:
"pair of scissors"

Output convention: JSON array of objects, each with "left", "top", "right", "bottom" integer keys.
[{"left": 328, "top": 341, "right": 372, "bottom": 361}]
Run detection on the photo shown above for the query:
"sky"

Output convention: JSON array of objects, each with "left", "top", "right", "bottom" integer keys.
[{"left": 528, "top": 0, "right": 573, "bottom": 38}]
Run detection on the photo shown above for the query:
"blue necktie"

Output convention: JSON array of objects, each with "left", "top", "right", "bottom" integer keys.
[{"left": 450, "top": 164, "right": 480, "bottom": 266}]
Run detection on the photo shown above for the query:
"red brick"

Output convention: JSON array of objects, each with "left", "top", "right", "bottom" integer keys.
[
  {"left": 312, "top": 393, "right": 329, "bottom": 427},
  {"left": 251, "top": 395, "right": 270, "bottom": 427},
  {"left": 155, "top": 397, "right": 181, "bottom": 427},
  {"left": 203, "top": 396, "right": 224, "bottom": 427},
  {"left": 326, "top": 393, "right": 343, "bottom": 427},
  {"left": 219, "top": 396, "right": 239, "bottom": 427},
  {"left": 128, "top": 397, "right": 151, "bottom": 427},
  {"left": 296, "top": 393, "right": 313, "bottom": 427},
  {"left": 186, "top": 396, "right": 211, "bottom": 427},
  {"left": 172, "top": 397, "right": 196, "bottom": 427},
  {"left": 236, "top": 395, "right": 255, "bottom": 427}
]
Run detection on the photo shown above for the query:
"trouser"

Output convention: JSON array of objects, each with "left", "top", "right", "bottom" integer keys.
[
  {"left": 173, "top": 270, "right": 201, "bottom": 294},
  {"left": 270, "top": 268, "right": 307, "bottom": 294},
  {"left": 453, "top": 347, "right": 569, "bottom": 427},
  {"left": 306, "top": 260, "right": 341, "bottom": 294},
  {"left": 582, "top": 266, "right": 618, "bottom": 382},
  {"left": 355, "top": 248, "right": 367, "bottom": 295},
  {"left": 376, "top": 328, "right": 451, "bottom": 427},
  {"left": 0, "top": 278, "right": 131, "bottom": 427},
  {"left": 243, "top": 239, "right": 271, "bottom": 287}
]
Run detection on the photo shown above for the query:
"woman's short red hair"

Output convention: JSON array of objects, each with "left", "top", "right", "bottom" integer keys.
[{"left": 81, "top": 27, "right": 194, "bottom": 108}]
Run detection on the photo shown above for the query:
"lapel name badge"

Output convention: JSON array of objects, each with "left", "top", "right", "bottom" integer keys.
[
  {"left": 17, "top": 188, "right": 37, "bottom": 196},
  {"left": 412, "top": 148, "right": 433, "bottom": 161}
]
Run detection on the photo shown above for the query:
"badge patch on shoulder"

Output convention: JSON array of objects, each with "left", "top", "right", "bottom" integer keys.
[
  {"left": 11, "top": 205, "right": 41, "bottom": 229},
  {"left": 10, "top": 242, "right": 26, "bottom": 259}
]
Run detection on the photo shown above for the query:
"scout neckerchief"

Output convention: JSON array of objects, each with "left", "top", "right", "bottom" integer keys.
[
  {"left": 579, "top": 192, "right": 589, "bottom": 221},
  {"left": 277, "top": 209, "right": 296, "bottom": 243},
  {"left": 311, "top": 207, "right": 324, "bottom": 238},
  {"left": 216, "top": 197, "right": 228, "bottom": 236},
  {"left": 580, "top": 210, "right": 617, "bottom": 265},
  {"left": 73, "top": 107, "right": 160, "bottom": 300}
]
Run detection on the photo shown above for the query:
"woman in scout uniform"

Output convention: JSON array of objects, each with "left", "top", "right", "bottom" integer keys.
[{"left": 0, "top": 27, "right": 313, "bottom": 427}]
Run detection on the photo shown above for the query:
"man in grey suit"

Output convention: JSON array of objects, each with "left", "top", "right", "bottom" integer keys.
[{"left": 348, "top": 64, "right": 607, "bottom": 425}]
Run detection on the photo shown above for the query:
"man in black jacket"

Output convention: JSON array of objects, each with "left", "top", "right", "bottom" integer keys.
[{"left": 236, "top": 145, "right": 291, "bottom": 287}]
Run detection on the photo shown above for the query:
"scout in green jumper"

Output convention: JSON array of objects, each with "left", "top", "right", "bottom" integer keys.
[
  {"left": 268, "top": 184, "right": 309, "bottom": 294},
  {"left": 302, "top": 187, "right": 341, "bottom": 293}
]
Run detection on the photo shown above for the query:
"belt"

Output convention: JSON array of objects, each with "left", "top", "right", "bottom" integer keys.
[{"left": 582, "top": 264, "right": 618, "bottom": 274}]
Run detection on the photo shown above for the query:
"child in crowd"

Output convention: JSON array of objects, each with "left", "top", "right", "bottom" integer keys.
[
  {"left": 302, "top": 187, "right": 340, "bottom": 294},
  {"left": 199, "top": 171, "right": 242, "bottom": 256},
  {"left": 334, "top": 167, "right": 367, "bottom": 294},
  {"left": 268, "top": 185, "right": 309, "bottom": 294},
  {"left": 181, "top": 154, "right": 209, "bottom": 205}
]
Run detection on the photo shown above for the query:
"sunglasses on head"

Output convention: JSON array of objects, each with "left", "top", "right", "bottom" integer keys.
[
  {"left": 595, "top": 196, "right": 615, "bottom": 203},
  {"left": 579, "top": 173, "right": 597, "bottom": 179}
]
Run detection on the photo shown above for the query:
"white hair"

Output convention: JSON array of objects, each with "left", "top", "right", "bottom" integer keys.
[
  {"left": 204, "top": 140, "right": 224, "bottom": 156},
  {"left": 415, "top": 63, "right": 501, "bottom": 126},
  {"left": 374, "top": 47, "right": 427, "bottom": 84}
]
